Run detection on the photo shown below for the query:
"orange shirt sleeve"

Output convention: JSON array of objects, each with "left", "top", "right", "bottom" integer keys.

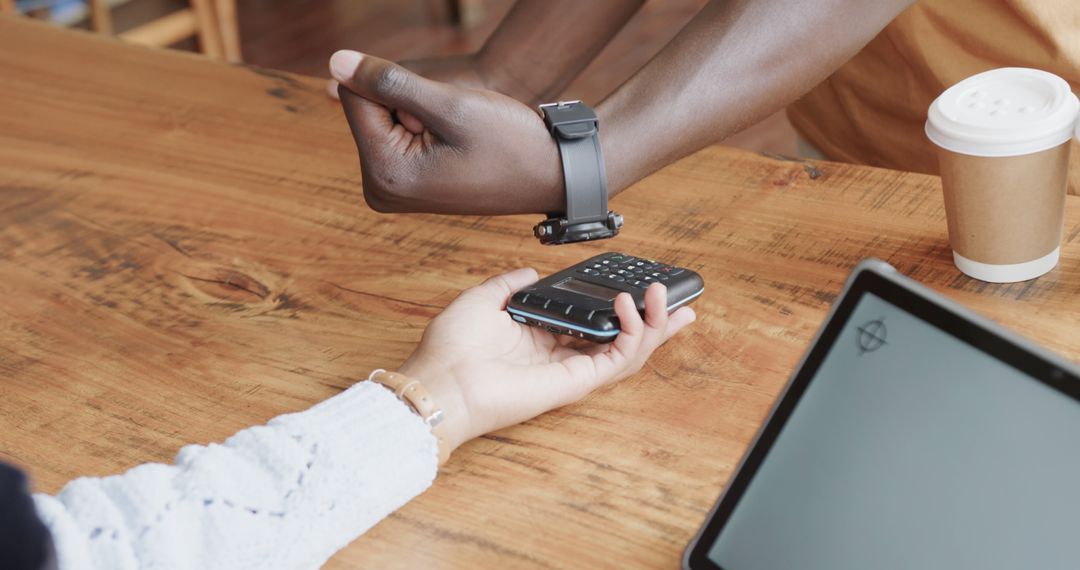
[{"left": 787, "top": 0, "right": 1080, "bottom": 193}]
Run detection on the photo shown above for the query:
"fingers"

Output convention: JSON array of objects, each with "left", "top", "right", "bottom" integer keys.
[
  {"left": 609, "top": 286, "right": 664, "bottom": 371},
  {"left": 642, "top": 282, "right": 667, "bottom": 326},
  {"left": 326, "top": 78, "right": 340, "bottom": 100},
  {"left": 468, "top": 267, "right": 540, "bottom": 308},
  {"left": 610, "top": 291, "right": 645, "bottom": 357},
  {"left": 395, "top": 110, "right": 426, "bottom": 135},
  {"left": 518, "top": 284, "right": 697, "bottom": 412},
  {"left": 330, "top": 50, "right": 458, "bottom": 133},
  {"left": 665, "top": 306, "right": 696, "bottom": 339},
  {"left": 586, "top": 283, "right": 696, "bottom": 387},
  {"left": 566, "top": 291, "right": 645, "bottom": 387},
  {"left": 338, "top": 88, "right": 399, "bottom": 158},
  {"left": 611, "top": 284, "right": 665, "bottom": 354},
  {"left": 639, "top": 282, "right": 671, "bottom": 348}
]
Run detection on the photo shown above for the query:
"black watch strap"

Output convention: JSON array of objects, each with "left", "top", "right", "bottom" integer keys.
[
  {"left": 544, "top": 102, "right": 607, "bottom": 224},
  {"left": 535, "top": 101, "right": 622, "bottom": 245}
]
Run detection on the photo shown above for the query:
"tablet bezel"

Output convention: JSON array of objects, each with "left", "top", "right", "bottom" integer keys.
[{"left": 683, "top": 259, "right": 1080, "bottom": 570}]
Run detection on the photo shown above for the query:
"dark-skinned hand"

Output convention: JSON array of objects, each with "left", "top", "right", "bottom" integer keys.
[
  {"left": 330, "top": 50, "right": 564, "bottom": 215},
  {"left": 325, "top": 53, "right": 489, "bottom": 100}
]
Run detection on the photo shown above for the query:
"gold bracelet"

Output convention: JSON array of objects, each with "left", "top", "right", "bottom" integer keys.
[{"left": 367, "top": 369, "right": 449, "bottom": 465}]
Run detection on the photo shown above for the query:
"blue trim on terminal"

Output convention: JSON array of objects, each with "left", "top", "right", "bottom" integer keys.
[{"left": 506, "top": 307, "right": 619, "bottom": 337}]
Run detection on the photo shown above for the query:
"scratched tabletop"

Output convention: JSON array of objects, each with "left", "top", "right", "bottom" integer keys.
[{"left": 3, "top": 16, "right": 1080, "bottom": 569}]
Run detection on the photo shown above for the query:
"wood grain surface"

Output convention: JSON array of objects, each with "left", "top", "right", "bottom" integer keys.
[{"left": 3, "top": 16, "right": 1080, "bottom": 569}]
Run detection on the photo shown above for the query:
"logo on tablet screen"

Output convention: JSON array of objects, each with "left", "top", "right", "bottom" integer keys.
[{"left": 856, "top": 318, "right": 887, "bottom": 355}]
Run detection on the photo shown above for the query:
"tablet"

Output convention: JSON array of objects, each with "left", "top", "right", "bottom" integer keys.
[{"left": 684, "top": 259, "right": 1080, "bottom": 570}]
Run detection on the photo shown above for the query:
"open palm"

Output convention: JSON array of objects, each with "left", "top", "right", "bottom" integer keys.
[{"left": 399, "top": 268, "right": 696, "bottom": 452}]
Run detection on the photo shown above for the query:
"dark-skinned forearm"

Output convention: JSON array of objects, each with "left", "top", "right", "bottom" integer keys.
[
  {"left": 475, "top": 0, "right": 645, "bottom": 105},
  {"left": 597, "top": 0, "right": 915, "bottom": 196}
]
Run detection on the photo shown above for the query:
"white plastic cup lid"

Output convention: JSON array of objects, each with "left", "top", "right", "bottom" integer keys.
[{"left": 926, "top": 67, "right": 1079, "bottom": 157}]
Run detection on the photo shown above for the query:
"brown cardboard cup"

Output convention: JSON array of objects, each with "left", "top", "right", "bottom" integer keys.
[
  {"left": 938, "top": 143, "right": 1070, "bottom": 281},
  {"left": 926, "top": 68, "right": 1079, "bottom": 282}
]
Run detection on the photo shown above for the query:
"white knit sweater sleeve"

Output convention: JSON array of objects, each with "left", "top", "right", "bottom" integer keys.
[{"left": 32, "top": 381, "right": 439, "bottom": 570}]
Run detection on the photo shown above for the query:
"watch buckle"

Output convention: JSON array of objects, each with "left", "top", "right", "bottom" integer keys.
[{"left": 554, "top": 122, "right": 596, "bottom": 139}]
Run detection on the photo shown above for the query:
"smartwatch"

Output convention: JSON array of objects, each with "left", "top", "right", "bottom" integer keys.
[{"left": 534, "top": 101, "right": 623, "bottom": 245}]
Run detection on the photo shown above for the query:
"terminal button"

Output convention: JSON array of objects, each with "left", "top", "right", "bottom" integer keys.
[
  {"left": 547, "top": 300, "right": 572, "bottom": 315},
  {"left": 525, "top": 294, "right": 550, "bottom": 309}
]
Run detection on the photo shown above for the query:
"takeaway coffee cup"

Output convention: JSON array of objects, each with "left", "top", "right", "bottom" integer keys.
[{"left": 926, "top": 68, "right": 1079, "bottom": 283}]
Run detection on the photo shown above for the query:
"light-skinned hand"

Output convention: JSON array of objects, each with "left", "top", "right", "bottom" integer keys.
[{"left": 397, "top": 268, "right": 696, "bottom": 455}]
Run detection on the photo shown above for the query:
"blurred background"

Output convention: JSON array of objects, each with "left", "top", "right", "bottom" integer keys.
[{"left": 3, "top": 0, "right": 796, "bottom": 155}]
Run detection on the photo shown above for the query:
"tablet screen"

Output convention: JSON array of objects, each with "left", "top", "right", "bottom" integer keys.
[{"left": 706, "top": 292, "right": 1080, "bottom": 569}]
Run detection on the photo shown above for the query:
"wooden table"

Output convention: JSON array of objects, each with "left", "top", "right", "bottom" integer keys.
[{"left": 3, "top": 16, "right": 1080, "bottom": 568}]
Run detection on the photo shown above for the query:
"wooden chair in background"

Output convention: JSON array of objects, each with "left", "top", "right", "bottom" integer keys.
[
  {"left": 0, "top": 0, "right": 241, "bottom": 62},
  {"left": 98, "top": 0, "right": 240, "bottom": 62}
]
